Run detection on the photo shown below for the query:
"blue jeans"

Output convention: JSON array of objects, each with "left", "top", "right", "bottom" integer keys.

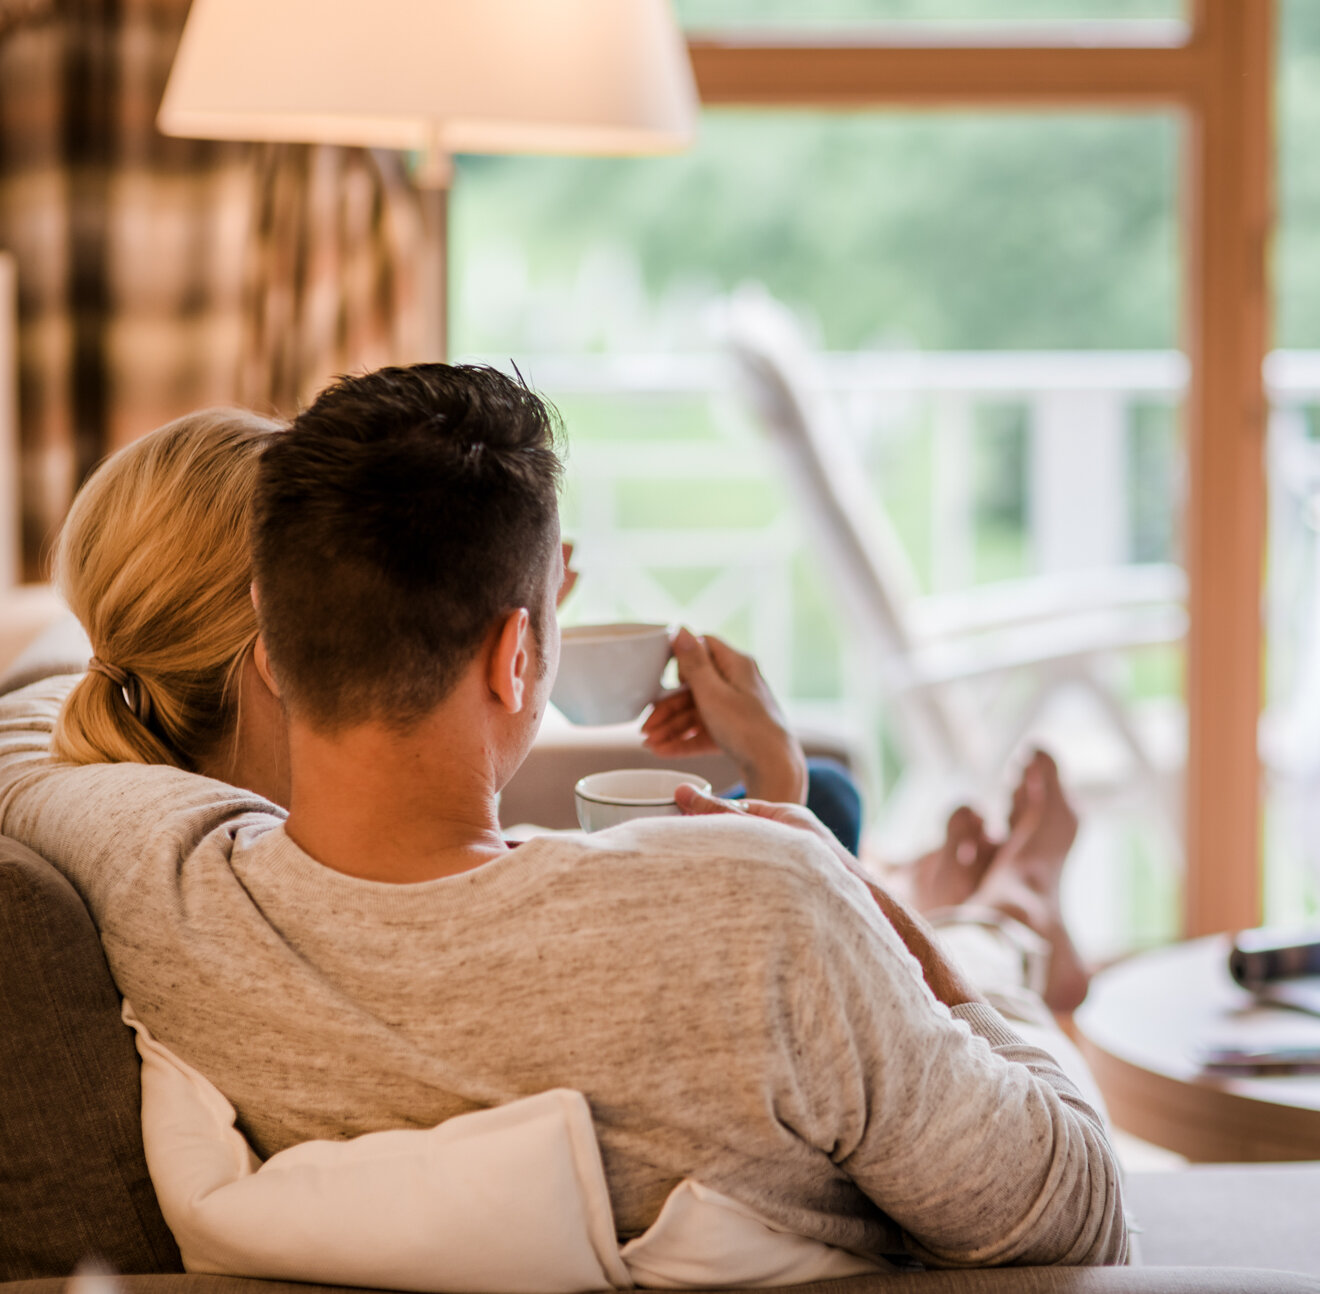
[{"left": 722, "top": 757, "right": 863, "bottom": 856}]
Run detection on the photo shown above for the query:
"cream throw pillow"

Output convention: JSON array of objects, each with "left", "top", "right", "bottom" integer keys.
[{"left": 125, "top": 1002, "right": 884, "bottom": 1292}]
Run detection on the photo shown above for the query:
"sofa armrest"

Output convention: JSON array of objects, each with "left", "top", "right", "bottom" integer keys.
[
  {"left": 499, "top": 720, "right": 740, "bottom": 831},
  {"left": 0, "top": 604, "right": 89, "bottom": 697},
  {"left": 0, "top": 587, "right": 74, "bottom": 687},
  {"left": 500, "top": 712, "right": 856, "bottom": 832}
]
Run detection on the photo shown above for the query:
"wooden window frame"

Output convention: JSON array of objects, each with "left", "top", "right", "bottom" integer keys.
[{"left": 686, "top": 0, "right": 1273, "bottom": 938}]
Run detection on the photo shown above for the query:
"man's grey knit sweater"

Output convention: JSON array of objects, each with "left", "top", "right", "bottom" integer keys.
[{"left": 0, "top": 678, "right": 1125, "bottom": 1270}]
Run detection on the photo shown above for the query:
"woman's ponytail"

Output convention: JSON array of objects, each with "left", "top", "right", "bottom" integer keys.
[
  {"left": 50, "top": 407, "right": 283, "bottom": 771},
  {"left": 54, "top": 670, "right": 176, "bottom": 767}
]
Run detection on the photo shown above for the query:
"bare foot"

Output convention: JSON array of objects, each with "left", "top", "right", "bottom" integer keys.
[
  {"left": 969, "top": 750, "right": 1091, "bottom": 1013},
  {"left": 897, "top": 806, "right": 999, "bottom": 914}
]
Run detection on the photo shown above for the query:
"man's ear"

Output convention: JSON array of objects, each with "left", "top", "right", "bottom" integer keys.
[
  {"left": 252, "top": 635, "right": 281, "bottom": 699},
  {"left": 488, "top": 608, "right": 532, "bottom": 714}
]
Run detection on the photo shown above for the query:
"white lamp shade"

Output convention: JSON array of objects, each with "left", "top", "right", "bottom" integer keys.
[{"left": 158, "top": 0, "right": 699, "bottom": 155}]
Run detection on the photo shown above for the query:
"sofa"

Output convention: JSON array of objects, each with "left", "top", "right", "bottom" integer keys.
[{"left": 3, "top": 613, "right": 1320, "bottom": 1293}]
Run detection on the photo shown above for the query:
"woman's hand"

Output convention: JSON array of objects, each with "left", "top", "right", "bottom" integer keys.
[
  {"left": 641, "top": 628, "right": 807, "bottom": 804},
  {"left": 556, "top": 541, "right": 579, "bottom": 608}
]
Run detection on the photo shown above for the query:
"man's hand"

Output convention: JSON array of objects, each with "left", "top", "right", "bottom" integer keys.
[
  {"left": 641, "top": 629, "right": 807, "bottom": 804},
  {"left": 674, "top": 779, "right": 845, "bottom": 861},
  {"left": 674, "top": 783, "right": 984, "bottom": 1009}
]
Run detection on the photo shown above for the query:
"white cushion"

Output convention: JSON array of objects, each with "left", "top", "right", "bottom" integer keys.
[
  {"left": 620, "top": 1180, "right": 880, "bottom": 1288},
  {"left": 126, "top": 1002, "right": 886, "bottom": 1291}
]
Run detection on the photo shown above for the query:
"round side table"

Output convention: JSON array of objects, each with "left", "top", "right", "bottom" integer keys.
[{"left": 1074, "top": 935, "right": 1320, "bottom": 1161}]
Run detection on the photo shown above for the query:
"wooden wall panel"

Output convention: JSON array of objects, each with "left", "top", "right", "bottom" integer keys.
[
  {"left": 1181, "top": 0, "right": 1273, "bottom": 934},
  {"left": 690, "top": 42, "right": 1199, "bottom": 107}
]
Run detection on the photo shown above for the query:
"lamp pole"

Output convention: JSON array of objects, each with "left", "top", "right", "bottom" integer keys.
[
  {"left": 415, "top": 139, "right": 454, "bottom": 362},
  {"left": 156, "top": 0, "right": 699, "bottom": 369}
]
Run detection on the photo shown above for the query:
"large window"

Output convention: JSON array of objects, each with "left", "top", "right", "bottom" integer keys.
[
  {"left": 1264, "top": 0, "right": 1320, "bottom": 925},
  {"left": 454, "top": 111, "right": 1184, "bottom": 957},
  {"left": 454, "top": 0, "right": 1270, "bottom": 947}
]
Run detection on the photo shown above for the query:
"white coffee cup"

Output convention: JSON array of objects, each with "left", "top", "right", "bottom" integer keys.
[
  {"left": 574, "top": 768, "right": 712, "bottom": 832},
  {"left": 551, "top": 623, "right": 672, "bottom": 726}
]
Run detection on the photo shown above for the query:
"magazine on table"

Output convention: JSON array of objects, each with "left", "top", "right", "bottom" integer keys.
[{"left": 1193, "top": 929, "right": 1320, "bottom": 1074}]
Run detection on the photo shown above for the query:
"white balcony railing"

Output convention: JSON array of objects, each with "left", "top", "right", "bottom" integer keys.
[
  {"left": 478, "top": 345, "right": 1320, "bottom": 947},
  {"left": 494, "top": 345, "right": 1320, "bottom": 743}
]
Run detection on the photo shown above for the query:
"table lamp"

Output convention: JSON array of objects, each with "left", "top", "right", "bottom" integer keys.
[{"left": 157, "top": 0, "right": 698, "bottom": 357}]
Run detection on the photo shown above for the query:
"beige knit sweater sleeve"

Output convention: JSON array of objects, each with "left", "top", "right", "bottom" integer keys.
[{"left": 750, "top": 827, "right": 1127, "bottom": 1267}]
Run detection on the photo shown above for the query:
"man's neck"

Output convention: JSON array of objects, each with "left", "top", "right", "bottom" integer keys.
[{"left": 282, "top": 705, "right": 511, "bottom": 885}]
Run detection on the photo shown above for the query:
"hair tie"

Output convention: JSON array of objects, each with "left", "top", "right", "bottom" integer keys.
[
  {"left": 88, "top": 655, "right": 154, "bottom": 726},
  {"left": 87, "top": 656, "right": 128, "bottom": 688}
]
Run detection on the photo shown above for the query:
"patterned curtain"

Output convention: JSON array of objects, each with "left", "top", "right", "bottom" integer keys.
[
  {"left": 240, "top": 143, "right": 426, "bottom": 417},
  {"left": 0, "top": 0, "right": 424, "bottom": 579}
]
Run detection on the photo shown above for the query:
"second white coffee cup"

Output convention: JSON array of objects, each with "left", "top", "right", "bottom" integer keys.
[{"left": 574, "top": 769, "right": 712, "bottom": 832}]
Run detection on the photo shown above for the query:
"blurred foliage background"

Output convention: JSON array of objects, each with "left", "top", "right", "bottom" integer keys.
[{"left": 453, "top": 0, "right": 1320, "bottom": 354}]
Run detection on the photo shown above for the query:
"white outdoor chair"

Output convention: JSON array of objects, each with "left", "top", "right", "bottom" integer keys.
[{"left": 722, "top": 289, "right": 1187, "bottom": 855}]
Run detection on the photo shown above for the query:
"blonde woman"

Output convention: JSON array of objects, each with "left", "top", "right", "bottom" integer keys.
[{"left": 50, "top": 407, "right": 289, "bottom": 804}]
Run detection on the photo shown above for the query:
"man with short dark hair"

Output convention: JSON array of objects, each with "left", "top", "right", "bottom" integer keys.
[
  {"left": 239, "top": 363, "right": 1125, "bottom": 1267},
  {"left": 1, "top": 363, "right": 1126, "bottom": 1271},
  {"left": 253, "top": 365, "right": 565, "bottom": 735}
]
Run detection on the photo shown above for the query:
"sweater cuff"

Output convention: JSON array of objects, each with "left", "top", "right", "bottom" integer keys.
[{"left": 950, "top": 1001, "right": 1030, "bottom": 1051}]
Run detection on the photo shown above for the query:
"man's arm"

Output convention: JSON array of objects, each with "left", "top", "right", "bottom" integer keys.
[
  {"left": 675, "top": 784, "right": 985, "bottom": 1009},
  {"left": 0, "top": 676, "right": 276, "bottom": 913},
  {"left": 0, "top": 674, "right": 73, "bottom": 784},
  {"left": 0, "top": 676, "right": 125, "bottom": 906},
  {"left": 799, "top": 864, "right": 1124, "bottom": 1267},
  {"left": 676, "top": 788, "right": 1126, "bottom": 1268}
]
